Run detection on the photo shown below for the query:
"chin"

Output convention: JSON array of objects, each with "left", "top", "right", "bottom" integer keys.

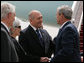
[
  {"left": 38, "top": 26, "right": 41, "bottom": 28},
  {"left": 38, "top": 25, "right": 42, "bottom": 27}
]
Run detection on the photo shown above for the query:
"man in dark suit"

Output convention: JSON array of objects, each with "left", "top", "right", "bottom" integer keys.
[
  {"left": 19, "top": 10, "right": 54, "bottom": 62},
  {"left": 51, "top": 5, "right": 81, "bottom": 62},
  {"left": 1, "top": 2, "right": 18, "bottom": 62}
]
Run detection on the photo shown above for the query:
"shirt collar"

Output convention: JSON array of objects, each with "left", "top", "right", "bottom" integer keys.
[
  {"left": 60, "top": 21, "right": 68, "bottom": 29},
  {"left": 1, "top": 21, "right": 10, "bottom": 32},
  {"left": 30, "top": 24, "right": 42, "bottom": 37},
  {"left": 30, "top": 24, "right": 37, "bottom": 31}
]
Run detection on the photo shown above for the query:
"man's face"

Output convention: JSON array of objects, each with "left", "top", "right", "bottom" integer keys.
[
  {"left": 10, "top": 26, "right": 21, "bottom": 36},
  {"left": 8, "top": 12, "right": 16, "bottom": 26},
  {"left": 56, "top": 11, "right": 62, "bottom": 25},
  {"left": 31, "top": 12, "right": 43, "bottom": 28},
  {"left": 56, "top": 11, "right": 60, "bottom": 25}
]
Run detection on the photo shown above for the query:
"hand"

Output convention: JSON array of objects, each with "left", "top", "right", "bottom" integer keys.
[{"left": 40, "top": 57, "right": 49, "bottom": 62}]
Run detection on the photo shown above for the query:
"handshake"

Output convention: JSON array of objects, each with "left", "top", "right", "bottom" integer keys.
[{"left": 40, "top": 57, "right": 51, "bottom": 62}]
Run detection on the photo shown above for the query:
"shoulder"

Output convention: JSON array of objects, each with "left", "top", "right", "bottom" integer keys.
[
  {"left": 19, "top": 26, "right": 31, "bottom": 38},
  {"left": 62, "top": 23, "right": 78, "bottom": 37},
  {"left": 21, "top": 27, "right": 28, "bottom": 33},
  {"left": 40, "top": 29, "right": 52, "bottom": 38},
  {"left": 20, "top": 26, "right": 30, "bottom": 36},
  {"left": 64, "top": 23, "right": 77, "bottom": 33},
  {"left": 20, "top": 25, "right": 32, "bottom": 33},
  {"left": 1, "top": 27, "right": 10, "bottom": 44},
  {"left": 1, "top": 27, "right": 8, "bottom": 36},
  {"left": 40, "top": 29, "right": 49, "bottom": 34}
]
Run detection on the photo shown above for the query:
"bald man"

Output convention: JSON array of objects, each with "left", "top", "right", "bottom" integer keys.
[{"left": 19, "top": 10, "right": 54, "bottom": 62}]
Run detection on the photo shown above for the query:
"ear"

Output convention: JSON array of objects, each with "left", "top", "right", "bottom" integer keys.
[
  {"left": 61, "top": 13, "right": 65, "bottom": 19},
  {"left": 7, "top": 12, "right": 12, "bottom": 18},
  {"left": 29, "top": 18, "right": 32, "bottom": 24}
]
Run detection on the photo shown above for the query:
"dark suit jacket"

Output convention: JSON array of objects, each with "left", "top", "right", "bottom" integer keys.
[
  {"left": 19, "top": 25, "right": 54, "bottom": 62},
  {"left": 51, "top": 21, "right": 81, "bottom": 62},
  {"left": 1, "top": 23, "right": 18, "bottom": 62},
  {"left": 11, "top": 36, "right": 27, "bottom": 62}
]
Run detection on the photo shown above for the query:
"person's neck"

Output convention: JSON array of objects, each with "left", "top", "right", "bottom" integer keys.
[
  {"left": 61, "top": 19, "right": 70, "bottom": 25},
  {"left": 30, "top": 24, "right": 38, "bottom": 30}
]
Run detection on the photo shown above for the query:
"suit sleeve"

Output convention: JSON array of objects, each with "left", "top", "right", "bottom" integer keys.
[
  {"left": 44, "top": 30, "right": 55, "bottom": 57},
  {"left": 19, "top": 31, "right": 40, "bottom": 62},
  {"left": 52, "top": 27, "right": 75, "bottom": 61},
  {"left": 1, "top": 29, "right": 18, "bottom": 62},
  {"left": 1, "top": 30, "right": 11, "bottom": 62}
]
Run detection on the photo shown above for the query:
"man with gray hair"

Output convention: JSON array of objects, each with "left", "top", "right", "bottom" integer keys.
[
  {"left": 1, "top": 2, "right": 18, "bottom": 62},
  {"left": 51, "top": 5, "right": 81, "bottom": 62}
]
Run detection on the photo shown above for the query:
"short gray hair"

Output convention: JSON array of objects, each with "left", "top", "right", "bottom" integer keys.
[
  {"left": 57, "top": 5, "right": 72, "bottom": 19},
  {"left": 1, "top": 2, "right": 15, "bottom": 19}
]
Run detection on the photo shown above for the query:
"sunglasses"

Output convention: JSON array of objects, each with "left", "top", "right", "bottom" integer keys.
[{"left": 15, "top": 26, "right": 21, "bottom": 29}]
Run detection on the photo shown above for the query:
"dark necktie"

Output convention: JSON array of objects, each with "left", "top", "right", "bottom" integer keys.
[
  {"left": 36, "top": 29, "right": 44, "bottom": 46},
  {"left": 36, "top": 29, "right": 42, "bottom": 41}
]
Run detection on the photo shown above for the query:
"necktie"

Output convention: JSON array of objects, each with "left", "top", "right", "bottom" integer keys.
[
  {"left": 36, "top": 29, "right": 44, "bottom": 46},
  {"left": 36, "top": 29, "right": 42, "bottom": 41}
]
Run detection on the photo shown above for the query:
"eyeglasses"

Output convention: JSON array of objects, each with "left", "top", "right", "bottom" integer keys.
[{"left": 15, "top": 26, "right": 21, "bottom": 29}]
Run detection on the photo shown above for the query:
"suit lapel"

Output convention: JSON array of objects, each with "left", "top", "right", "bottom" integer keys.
[
  {"left": 61, "top": 21, "right": 71, "bottom": 30},
  {"left": 59, "top": 21, "right": 71, "bottom": 34},
  {"left": 1, "top": 23, "right": 9, "bottom": 34},
  {"left": 57, "top": 21, "right": 71, "bottom": 38},
  {"left": 28, "top": 25, "right": 43, "bottom": 48},
  {"left": 39, "top": 29, "right": 46, "bottom": 48}
]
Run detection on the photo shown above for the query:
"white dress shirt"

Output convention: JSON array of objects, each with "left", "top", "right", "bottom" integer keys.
[
  {"left": 30, "top": 24, "right": 42, "bottom": 38},
  {"left": 60, "top": 21, "right": 69, "bottom": 29}
]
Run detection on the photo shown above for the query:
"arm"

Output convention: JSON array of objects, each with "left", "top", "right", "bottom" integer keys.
[
  {"left": 52, "top": 27, "right": 75, "bottom": 62},
  {"left": 1, "top": 29, "right": 18, "bottom": 62},
  {"left": 44, "top": 30, "right": 55, "bottom": 58},
  {"left": 1, "top": 30, "right": 10, "bottom": 62},
  {"left": 48, "top": 35, "right": 55, "bottom": 57},
  {"left": 19, "top": 31, "right": 41, "bottom": 62}
]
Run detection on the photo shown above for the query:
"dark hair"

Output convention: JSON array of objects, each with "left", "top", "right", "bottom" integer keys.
[
  {"left": 15, "top": 26, "right": 21, "bottom": 29},
  {"left": 57, "top": 5, "right": 73, "bottom": 19}
]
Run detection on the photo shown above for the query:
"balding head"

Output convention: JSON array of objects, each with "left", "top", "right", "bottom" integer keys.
[
  {"left": 28, "top": 10, "right": 42, "bottom": 20},
  {"left": 28, "top": 10, "right": 43, "bottom": 29}
]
